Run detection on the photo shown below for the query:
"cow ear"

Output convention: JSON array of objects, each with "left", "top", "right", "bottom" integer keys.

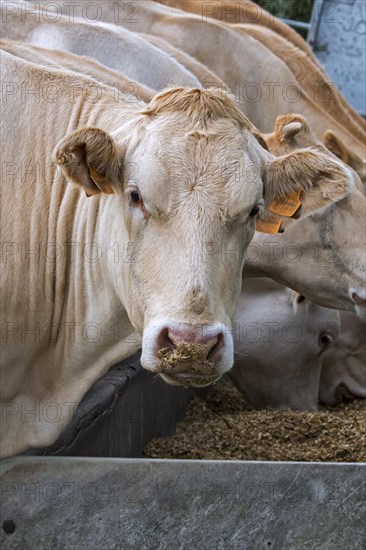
[
  {"left": 275, "top": 114, "right": 315, "bottom": 147},
  {"left": 279, "top": 121, "right": 303, "bottom": 142},
  {"left": 263, "top": 115, "right": 315, "bottom": 157},
  {"left": 323, "top": 130, "right": 349, "bottom": 163},
  {"left": 53, "top": 127, "right": 122, "bottom": 197},
  {"left": 324, "top": 130, "right": 366, "bottom": 180},
  {"left": 264, "top": 148, "right": 353, "bottom": 216}
]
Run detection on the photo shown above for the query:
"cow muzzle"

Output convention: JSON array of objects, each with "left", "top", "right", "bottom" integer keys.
[{"left": 141, "top": 321, "right": 232, "bottom": 387}]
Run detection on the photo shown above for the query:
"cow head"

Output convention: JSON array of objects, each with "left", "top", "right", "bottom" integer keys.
[
  {"left": 54, "top": 90, "right": 358, "bottom": 386},
  {"left": 230, "top": 279, "right": 340, "bottom": 411},
  {"left": 254, "top": 114, "right": 366, "bottom": 319},
  {"left": 319, "top": 311, "right": 366, "bottom": 405}
]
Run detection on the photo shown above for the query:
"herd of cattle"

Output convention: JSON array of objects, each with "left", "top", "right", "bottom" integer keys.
[{"left": 1, "top": 0, "right": 365, "bottom": 457}]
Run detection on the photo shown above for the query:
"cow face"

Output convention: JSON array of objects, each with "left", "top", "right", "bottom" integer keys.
[
  {"left": 54, "top": 89, "right": 356, "bottom": 386},
  {"left": 319, "top": 311, "right": 366, "bottom": 406},
  {"left": 257, "top": 114, "right": 366, "bottom": 319},
  {"left": 230, "top": 279, "right": 340, "bottom": 411}
]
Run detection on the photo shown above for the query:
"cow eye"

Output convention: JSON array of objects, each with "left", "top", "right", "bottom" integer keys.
[
  {"left": 129, "top": 189, "right": 142, "bottom": 206},
  {"left": 319, "top": 332, "right": 333, "bottom": 348},
  {"left": 250, "top": 205, "right": 260, "bottom": 217}
]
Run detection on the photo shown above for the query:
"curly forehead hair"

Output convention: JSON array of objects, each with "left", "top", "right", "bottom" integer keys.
[{"left": 142, "top": 87, "right": 254, "bottom": 131}]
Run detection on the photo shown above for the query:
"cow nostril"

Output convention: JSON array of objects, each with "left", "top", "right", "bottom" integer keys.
[
  {"left": 157, "top": 328, "right": 175, "bottom": 350},
  {"left": 351, "top": 292, "right": 366, "bottom": 306},
  {"left": 207, "top": 332, "right": 225, "bottom": 362}
]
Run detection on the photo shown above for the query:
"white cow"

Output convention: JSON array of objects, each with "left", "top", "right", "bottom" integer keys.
[
  {"left": 246, "top": 114, "right": 366, "bottom": 319},
  {"left": 2, "top": 48, "right": 349, "bottom": 456},
  {"left": 3, "top": 28, "right": 366, "bottom": 316},
  {"left": 230, "top": 278, "right": 340, "bottom": 410},
  {"left": 16, "top": 0, "right": 365, "bottom": 316},
  {"left": 33, "top": 0, "right": 365, "bottom": 160},
  {"left": 0, "top": 38, "right": 155, "bottom": 102},
  {"left": 0, "top": 1, "right": 201, "bottom": 89},
  {"left": 246, "top": 115, "right": 365, "bottom": 408},
  {"left": 319, "top": 313, "right": 366, "bottom": 405}
]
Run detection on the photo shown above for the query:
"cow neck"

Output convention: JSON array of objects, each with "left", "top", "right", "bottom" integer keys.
[
  {"left": 53, "top": 92, "right": 144, "bottom": 368},
  {"left": 61, "top": 188, "right": 141, "bottom": 366}
]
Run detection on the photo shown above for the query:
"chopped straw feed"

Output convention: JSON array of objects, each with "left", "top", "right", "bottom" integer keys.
[
  {"left": 144, "top": 378, "right": 366, "bottom": 462},
  {"left": 157, "top": 342, "right": 216, "bottom": 371}
]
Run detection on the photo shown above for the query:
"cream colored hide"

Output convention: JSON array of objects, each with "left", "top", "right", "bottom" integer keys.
[
  {"left": 324, "top": 130, "right": 366, "bottom": 192},
  {"left": 0, "top": 38, "right": 154, "bottom": 102},
  {"left": 154, "top": 0, "right": 322, "bottom": 65},
  {"left": 230, "top": 278, "right": 340, "bottom": 410},
  {"left": 2, "top": 50, "right": 350, "bottom": 456},
  {"left": 233, "top": 24, "right": 366, "bottom": 144},
  {"left": 34, "top": 0, "right": 366, "bottom": 160},
  {"left": 5, "top": 45, "right": 365, "bottom": 318},
  {"left": 0, "top": 1, "right": 201, "bottom": 89},
  {"left": 154, "top": 0, "right": 366, "bottom": 145},
  {"left": 7, "top": 40, "right": 365, "bottom": 319},
  {"left": 319, "top": 312, "right": 366, "bottom": 405},
  {"left": 246, "top": 115, "right": 366, "bottom": 318}
]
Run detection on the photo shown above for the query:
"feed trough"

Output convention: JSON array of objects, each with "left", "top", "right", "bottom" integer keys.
[
  {"left": 1, "top": 355, "right": 365, "bottom": 549},
  {"left": 1, "top": 457, "right": 365, "bottom": 549}
]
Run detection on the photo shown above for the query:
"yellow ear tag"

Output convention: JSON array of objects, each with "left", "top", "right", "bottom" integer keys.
[
  {"left": 256, "top": 191, "right": 302, "bottom": 233},
  {"left": 269, "top": 191, "right": 301, "bottom": 217},
  {"left": 256, "top": 215, "right": 282, "bottom": 234}
]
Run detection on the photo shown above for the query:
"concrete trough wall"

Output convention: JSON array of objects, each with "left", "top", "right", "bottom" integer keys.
[
  {"left": 1, "top": 457, "right": 365, "bottom": 549},
  {"left": 13, "top": 354, "right": 365, "bottom": 548}
]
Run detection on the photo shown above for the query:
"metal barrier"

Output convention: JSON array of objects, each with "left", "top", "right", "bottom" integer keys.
[
  {"left": 282, "top": 0, "right": 366, "bottom": 116},
  {"left": 281, "top": 18, "right": 311, "bottom": 31}
]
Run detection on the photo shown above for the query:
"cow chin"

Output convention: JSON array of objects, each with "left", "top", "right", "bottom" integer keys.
[
  {"left": 159, "top": 372, "right": 223, "bottom": 388},
  {"left": 350, "top": 290, "right": 366, "bottom": 320},
  {"left": 354, "top": 304, "right": 366, "bottom": 321}
]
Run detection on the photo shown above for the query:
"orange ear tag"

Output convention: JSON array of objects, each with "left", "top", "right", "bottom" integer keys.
[
  {"left": 256, "top": 192, "right": 302, "bottom": 233},
  {"left": 256, "top": 215, "right": 282, "bottom": 234},
  {"left": 269, "top": 191, "right": 301, "bottom": 217}
]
